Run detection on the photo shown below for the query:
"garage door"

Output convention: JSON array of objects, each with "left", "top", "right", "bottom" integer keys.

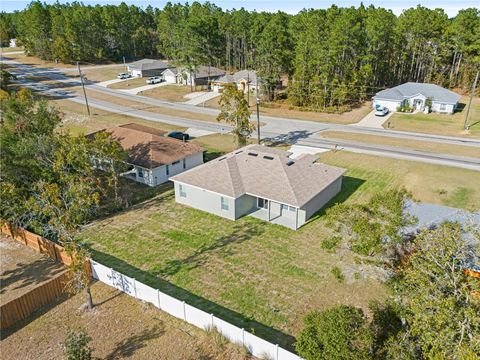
[{"left": 375, "top": 100, "right": 400, "bottom": 112}]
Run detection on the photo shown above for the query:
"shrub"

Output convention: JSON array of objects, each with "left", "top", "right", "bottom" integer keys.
[
  {"left": 331, "top": 266, "right": 345, "bottom": 283},
  {"left": 321, "top": 236, "right": 340, "bottom": 251},
  {"left": 64, "top": 328, "right": 92, "bottom": 360},
  {"left": 296, "top": 306, "right": 373, "bottom": 360}
]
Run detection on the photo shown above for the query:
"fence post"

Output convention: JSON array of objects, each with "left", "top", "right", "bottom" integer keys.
[
  {"left": 133, "top": 278, "right": 137, "bottom": 299},
  {"left": 157, "top": 289, "right": 161, "bottom": 310},
  {"left": 242, "top": 328, "right": 245, "bottom": 346},
  {"left": 211, "top": 313, "right": 214, "bottom": 328},
  {"left": 183, "top": 301, "right": 186, "bottom": 321},
  {"left": 276, "top": 344, "right": 279, "bottom": 360}
]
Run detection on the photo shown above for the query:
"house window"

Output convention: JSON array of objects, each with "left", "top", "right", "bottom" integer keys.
[
  {"left": 440, "top": 103, "right": 446, "bottom": 111},
  {"left": 257, "top": 198, "right": 269, "bottom": 209},
  {"left": 289, "top": 206, "right": 296, "bottom": 212},
  {"left": 281, "top": 204, "right": 288, "bottom": 212},
  {"left": 221, "top": 197, "right": 229, "bottom": 211},
  {"left": 183, "top": 158, "right": 186, "bottom": 169},
  {"left": 179, "top": 184, "right": 187, "bottom": 198},
  {"left": 166, "top": 165, "right": 170, "bottom": 176},
  {"left": 138, "top": 168, "right": 144, "bottom": 178}
]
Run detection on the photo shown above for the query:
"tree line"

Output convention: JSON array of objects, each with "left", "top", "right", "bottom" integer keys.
[{"left": 1, "top": 2, "right": 479, "bottom": 109}]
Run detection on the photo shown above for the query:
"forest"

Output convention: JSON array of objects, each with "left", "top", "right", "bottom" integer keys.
[{"left": 1, "top": 1, "right": 479, "bottom": 110}]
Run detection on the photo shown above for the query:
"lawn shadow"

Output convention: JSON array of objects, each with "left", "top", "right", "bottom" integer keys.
[
  {"left": 305, "top": 175, "right": 366, "bottom": 224},
  {"left": 0, "top": 258, "right": 64, "bottom": 295},
  {"left": 89, "top": 221, "right": 296, "bottom": 351},
  {"left": 105, "top": 324, "right": 165, "bottom": 360}
]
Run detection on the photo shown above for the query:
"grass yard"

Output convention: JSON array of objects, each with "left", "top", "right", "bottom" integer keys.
[
  {"left": 386, "top": 96, "right": 480, "bottom": 138},
  {"left": 140, "top": 85, "right": 194, "bottom": 102},
  {"left": 205, "top": 96, "right": 372, "bottom": 125},
  {"left": 319, "top": 131, "right": 480, "bottom": 159},
  {"left": 320, "top": 151, "right": 480, "bottom": 210},
  {"left": 1, "top": 281, "right": 249, "bottom": 360},
  {"left": 75, "top": 65, "right": 126, "bottom": 82},
  {"left": 1, "top": 47, "right": 23, "bottom": 53},
  {"left": 84, "top": 88, "right": 218, "bottom": 122},
  {"left": 79, "top": 147, "right": 479, "bottom": 350},
  {"left": 108, "top": 76, "right": 148, "bottom": 89},
  {"left": 53, "top": 99, "right": 184, "bottom": 135}
]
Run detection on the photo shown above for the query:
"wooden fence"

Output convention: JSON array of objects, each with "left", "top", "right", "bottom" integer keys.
[
  {"left": 0, "top": 270, "right": 69, "bottom": 330},
  {"left": 1, "top": 223, "right": 73, "bottom": 266}
]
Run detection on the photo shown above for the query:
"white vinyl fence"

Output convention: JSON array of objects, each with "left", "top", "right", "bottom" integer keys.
[{"left": 90, "top": 260, "right": 302, "bottom": 360}]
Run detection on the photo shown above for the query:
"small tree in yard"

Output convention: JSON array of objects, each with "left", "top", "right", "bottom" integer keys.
[
  {"left": 217, "top": 83, "right": 256, "bottom": 147},
  {"left": 64, "top": 328, "right": 92, "bottom": 360},
  {"left": 296, "top": 305, "right": 373, "bottom": 360},
  {"left": 65, "top": 244, "right": 93, "bottom": 309}
]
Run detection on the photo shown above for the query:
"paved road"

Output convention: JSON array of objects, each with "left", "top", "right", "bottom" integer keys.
[{"left": 4, "top": 57, "right": 480, "bottom": 171}]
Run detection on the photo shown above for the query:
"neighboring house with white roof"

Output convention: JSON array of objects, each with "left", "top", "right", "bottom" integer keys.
[
  {"left": 171, "top": 145, "right": 346, "bottom": 230},
  {"left": 373, "top": 82, "right": 461, "bottom": 114},
  {"left": 127, "top": 59, "right": 173, "bottom": 78},
  {"left": 88, "top": 123, "right": 204, "bottom": 187},
  {"left": 213, "top": 70, "right": 262, "bottom": 93}
]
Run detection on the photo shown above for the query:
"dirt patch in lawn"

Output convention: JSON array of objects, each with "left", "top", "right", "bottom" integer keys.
[
  {"left": 0, "top": 235, "right": 64, "bottom": 305},
  {"left": 1, "top": 281, "right": 252, "bottom": 360}
]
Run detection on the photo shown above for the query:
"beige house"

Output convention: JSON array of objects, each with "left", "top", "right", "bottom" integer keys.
[
  {"left": 171, "top": 145, "right": 345, "bottom": 229},
  {"left": 89, "top": 123, "right": 204, "bottom": 187}
]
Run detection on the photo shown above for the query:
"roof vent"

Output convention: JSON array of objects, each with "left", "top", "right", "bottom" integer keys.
[
  {"left": 235, "top": 150, "right": 243, "bottom": 154},
  {"left": 218, "top": 157, "right": 226, "bottom": 161},
  {"left": 286, "top": 160, "right": 295, "bottom": 166},
  {"left": 247, "top": 152, "right": 258, "bottom": 157},
  {"left": 263, "top": 155, "right": 274, "bottom": 160}
]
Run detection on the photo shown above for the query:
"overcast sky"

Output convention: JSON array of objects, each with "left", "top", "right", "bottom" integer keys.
[{"left": 1, "top": 0, "right": 478, "bottom": 17}]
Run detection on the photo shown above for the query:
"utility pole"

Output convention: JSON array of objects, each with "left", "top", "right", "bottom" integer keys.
[
  {"left": 77, "top": 62, "right": 90, "bottom": 116},
  {"left": 247, "top": 73, "right": 250, "bottom": 107},
  {"left": 255, "top": 74, "right": 260, "bottom": 144},
  {"left": 464, "top": 69, "right": 479, "bottom": 130}
]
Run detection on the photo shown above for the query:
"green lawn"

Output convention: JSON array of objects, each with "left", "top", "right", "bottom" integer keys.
[
  {"left": 386, "top": 96, "right": 480, "bottom": 138},
  {"left": 80, "top": 144, "right": 479, "bottom": 350}
]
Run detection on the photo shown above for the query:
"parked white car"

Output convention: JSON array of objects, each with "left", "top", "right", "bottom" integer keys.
[
  {"left": 146, "top": 76, "right": 163, "bottom": 84},
  {"left": 374, "top": 106, "right": 389, "bottom": 116},
  {"left": 117, "top": 72, "right": 132, "bottom": 80}
]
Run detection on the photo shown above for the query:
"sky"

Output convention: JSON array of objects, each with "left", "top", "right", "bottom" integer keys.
[{"left": 1, "top": 0, "right": 478, "bottom": 17}]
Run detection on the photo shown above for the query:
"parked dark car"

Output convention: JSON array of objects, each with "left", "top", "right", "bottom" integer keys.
[{"left": 168, "top": 131, "right": 190, "bottom": 141}]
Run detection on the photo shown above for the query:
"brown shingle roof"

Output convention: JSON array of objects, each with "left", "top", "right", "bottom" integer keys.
[
  {"left": 89, "top": 124, "right": 204, "bottom": 169},
  {"left": 171, "top": 145, "right": 345, "bottom": 207}
]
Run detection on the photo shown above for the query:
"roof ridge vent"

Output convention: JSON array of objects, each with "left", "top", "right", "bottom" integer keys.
[{"left": 263, "top": 155, "right": 274, "bottom": 160}]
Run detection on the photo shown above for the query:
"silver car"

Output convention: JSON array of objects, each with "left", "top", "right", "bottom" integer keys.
[
  {"left": 146, "top": 76, "right": 162, "bottom": 84},
  {"left": 374, "top": 106, "right": 389, "bottom": 116}
]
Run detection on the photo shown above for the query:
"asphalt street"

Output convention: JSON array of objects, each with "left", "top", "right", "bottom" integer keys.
[{"left": 3, "top": 56, "right": 480, "bottom": 171}]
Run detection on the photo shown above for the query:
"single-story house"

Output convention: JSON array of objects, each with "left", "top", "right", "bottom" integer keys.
[
  {"left": 171, "top": 145, "right": 346, "bottom": 230},
  {"left": 163, "top": 66, "right": 226, "bottom": 87},
  {"left": 89, "top": 123, "right": 204, "bottom": 187},
  {"left": 213, "top": 70, "right": 262, "bottom": 93},
  {"left": 373, "top": 82, "right": 461, "bottom": 114},
  {"left": 127, "top": 59, "right": 173, "bottom": 78}
]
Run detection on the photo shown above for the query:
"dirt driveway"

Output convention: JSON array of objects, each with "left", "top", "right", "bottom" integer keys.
[{"left": 0, "top": 235, "right": 64, "bottom": 305}]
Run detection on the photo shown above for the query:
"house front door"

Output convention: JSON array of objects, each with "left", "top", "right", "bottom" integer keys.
[{"left": 414, "top": 99, "right": 423, "bottom": 110}]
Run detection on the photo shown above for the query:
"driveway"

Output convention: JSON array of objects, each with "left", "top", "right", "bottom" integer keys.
[
  {"left": 351, "top": 110, "right": 393, "bottom": 129},
  {"left": 184, "top": 91, "right": 221, "bottom": 106}
]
